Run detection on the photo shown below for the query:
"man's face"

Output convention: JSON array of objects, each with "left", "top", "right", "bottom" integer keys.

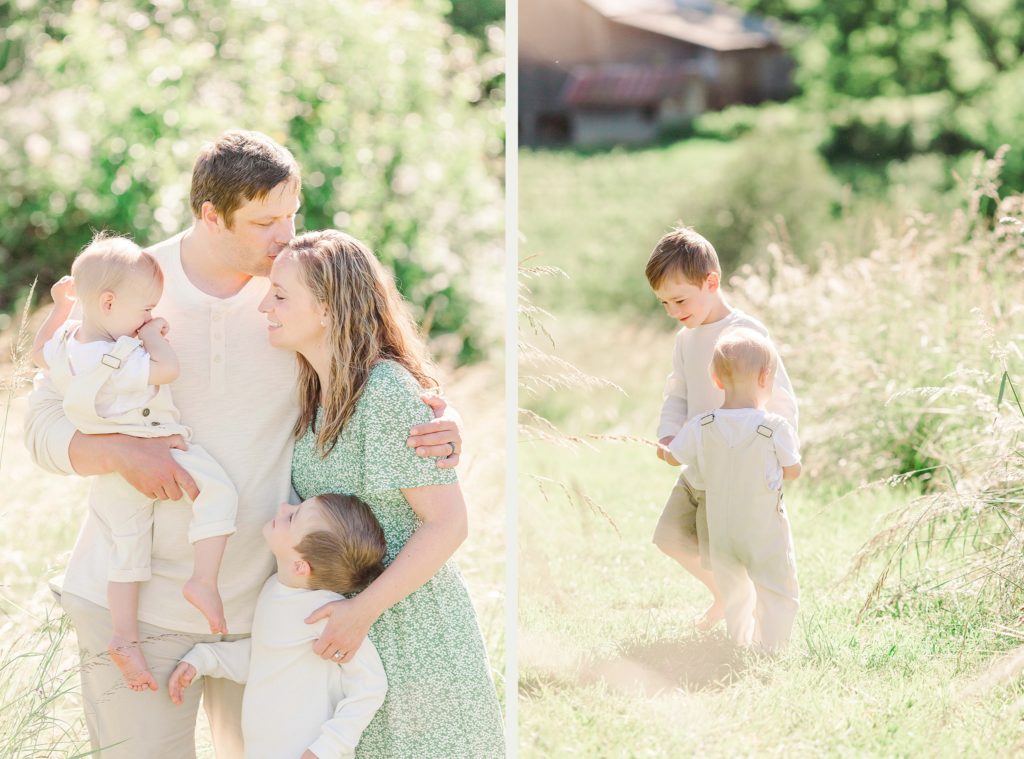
[{"left": 212, "top": 179, "right": 300, "bottom": 277}]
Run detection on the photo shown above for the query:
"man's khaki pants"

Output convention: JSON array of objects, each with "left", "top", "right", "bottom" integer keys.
[{"left": 60, "top": 591, "right": 246, "bottom": 758}]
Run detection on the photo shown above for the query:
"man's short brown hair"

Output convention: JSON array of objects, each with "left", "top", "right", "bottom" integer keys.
[
  {"left": 645, "top": 226, "right": 721, "bottom": 289},
  {"left": 189, "top": 130, "right": 301, "bottom": 228},
  {"left": 296, "top": 494, "right": 387, "bottom": 596}
]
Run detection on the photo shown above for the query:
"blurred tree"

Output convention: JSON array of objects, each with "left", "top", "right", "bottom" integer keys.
[
  {"left": 446, "top": 0, "right": 504, "bottom": 39},
  {"left": 0, "top": 0, "right": 504, "bottom": 361}
]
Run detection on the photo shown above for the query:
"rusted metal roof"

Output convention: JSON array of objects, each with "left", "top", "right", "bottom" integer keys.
[
  {"left": 561, "top": 62, "right": 701, "bottom": 107},
  {"left": 583, "top": 0, "right": 780, "bottom": 51}
]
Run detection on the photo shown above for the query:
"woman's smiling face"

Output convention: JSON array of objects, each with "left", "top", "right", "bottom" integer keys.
[{"left": 258, "top": 251, "right": 325, "bottom": 352}]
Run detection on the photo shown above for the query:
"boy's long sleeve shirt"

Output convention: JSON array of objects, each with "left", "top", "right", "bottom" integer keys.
[
  {"left": 183, "top": 575, "right": 387, "bottom": 759},
  {"left": 657, "top": 308, "right": 799, "bottom": 440}
]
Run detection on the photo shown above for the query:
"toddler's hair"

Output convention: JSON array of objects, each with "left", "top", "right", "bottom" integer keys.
[
  {"left": 711, "top": 328, "right": 779, "bottom": 388},
  {"left": 297, "top": 494, "right": 387, "bottom": 596},
  {"left": 189, "top": 129, "right": 301, "bottom": 228},
  {"left": 645, "top": 226, "right": 721, "bottom": 289},
  {"left": 71, "top": 233, "right": 162, "bottom": 302}
]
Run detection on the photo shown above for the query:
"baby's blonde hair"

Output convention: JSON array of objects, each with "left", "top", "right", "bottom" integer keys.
[
  {"left": 71, "top": 233, "right": 162, "bottom": 303},
  {"left": 711, "top": 328, "right": 778, "bottom": 388}
]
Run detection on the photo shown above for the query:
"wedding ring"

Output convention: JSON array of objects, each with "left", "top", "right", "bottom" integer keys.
[
  {"left": 332, "top": 651, "right": 342, "bottom": 660},
  {"left": 447, "top": 442, "right": 456, "bottom": 456}
]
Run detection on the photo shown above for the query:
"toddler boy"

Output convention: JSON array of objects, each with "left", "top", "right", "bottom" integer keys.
[
  {"left": 168, "top": 493, "right": 389, "bottom": 759},
  {"left": 646, "top": 227, "right": 798, "bottom": 629},
  {"left": 665, "top": 329, "right": 801, "bottom": 651}
]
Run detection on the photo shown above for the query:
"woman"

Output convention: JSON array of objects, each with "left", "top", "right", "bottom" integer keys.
[{"left": 258, "top": 229, "right": 504, "bottom": 758}]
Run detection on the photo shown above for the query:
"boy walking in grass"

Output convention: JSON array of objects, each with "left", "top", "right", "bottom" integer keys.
[
  {"left": 646, "top": 226, "right": 798, "bottom": 630},
  {"left": 664, "top": 329, "right": 802, "bottom": 651}
]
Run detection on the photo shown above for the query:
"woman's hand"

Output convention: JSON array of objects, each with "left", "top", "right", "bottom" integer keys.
[
  {"left": 168, "top": 661, "right": 198, "bottom": 705},
  {"left": 407, "top": 393, "right": 463, "bottom": 469},
  {"left": 305, "top": 594, "right": 380, "bottom": 664}
]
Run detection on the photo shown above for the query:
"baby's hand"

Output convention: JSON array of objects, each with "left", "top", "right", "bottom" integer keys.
[
  {"left": 168, "top": 660, "right": 197, "bottom": 705},
  {"left": 50, "top": 276, "right": 76, "bottom": 304},
  {"left": 139, "top": 317, "right": 170, "bottom": 340}
]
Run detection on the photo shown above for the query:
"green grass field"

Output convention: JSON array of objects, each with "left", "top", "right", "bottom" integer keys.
[{"left": 519, "top": 143, "right": 1024, "bottom": 756}]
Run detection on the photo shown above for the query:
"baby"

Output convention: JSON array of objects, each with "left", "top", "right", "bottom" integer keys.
[
  {"left": 666, "top": 328, "right": 802, "bottom": 652},
  {"left": 168, "top": 493, "right": 389, "bottom": 759},
  {"left": 32, "top": 234, "right": 237, "bottom": 690}
]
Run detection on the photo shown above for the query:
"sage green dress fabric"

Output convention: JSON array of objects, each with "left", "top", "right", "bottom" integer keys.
[{"left": 291, "top": 361, "right": 504, "bottom": 759}]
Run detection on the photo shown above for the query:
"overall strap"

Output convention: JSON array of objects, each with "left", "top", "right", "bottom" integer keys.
[{"left": 63, "top": 335, "right": 144, "bottom": 419}]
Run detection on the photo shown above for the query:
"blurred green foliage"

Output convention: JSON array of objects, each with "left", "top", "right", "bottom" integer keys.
[
  {"left": 720, "top": 0, "right": 1024, "bottom": 188},
  {"left": 0, "top": 0, "right": 504, "bottom": 361}
]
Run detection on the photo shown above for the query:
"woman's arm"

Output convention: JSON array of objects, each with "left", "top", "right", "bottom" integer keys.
[{"left": 305, "top": 483, "right": 467, "bottom": 661}]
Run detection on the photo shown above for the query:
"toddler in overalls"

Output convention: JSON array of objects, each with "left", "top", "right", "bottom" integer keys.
[
  {"left": 32, "top": 234, "right": 238, "bottom": 690},
  {"left": 665, "top": 328, "right": 802, "bottom": 652}
]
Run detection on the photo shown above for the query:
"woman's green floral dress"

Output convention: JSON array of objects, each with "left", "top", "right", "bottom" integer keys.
[{"left": 291, "top": 361, "right": 505, "bottom": 759}]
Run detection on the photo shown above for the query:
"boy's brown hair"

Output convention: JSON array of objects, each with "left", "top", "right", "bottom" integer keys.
[
  {"left": 189, "top": 130, "right": 301, "bottom": 228},
  {"left": 645, "top": 226, "right": 721, "bottom": 289},
  {"left": 296, "top": 494, "right": 387, "bottom": 595},
  {"left": 711, "top": 328, "right": 778, "bottom": 388}
]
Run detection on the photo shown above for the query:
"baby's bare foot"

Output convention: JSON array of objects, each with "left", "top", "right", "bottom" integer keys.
[
  {"left": 184, "top": 577, "right": 227, "bottom": 634},
  {"left": 694, "top": 602, "right": 725, "bottom": 632},
  {"left": 108, "top": 636, "right": 158, "bottom": 692}
]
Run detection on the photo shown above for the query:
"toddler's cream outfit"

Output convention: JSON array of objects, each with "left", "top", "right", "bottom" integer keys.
[
  {"left": 670, "top": 408, "right": 800, "bottom": 651},
  {"left": 44, "top": 321, "right": 237, "bottom": 582}
]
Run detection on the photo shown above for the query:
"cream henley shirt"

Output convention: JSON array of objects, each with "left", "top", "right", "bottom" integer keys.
[{"left": 26, "top": 231, "right": 300, "bottom": 634}]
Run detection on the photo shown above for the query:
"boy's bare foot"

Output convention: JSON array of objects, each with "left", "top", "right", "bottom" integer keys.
[
  {"left": 184, "top": 577, "right": 227, "bottom": 634},
  {"left": 108, "top": 636, "right": 158, "bottom": 692},
  {"left": 694, "top": 602, "right": 725, "bottom": 632}
]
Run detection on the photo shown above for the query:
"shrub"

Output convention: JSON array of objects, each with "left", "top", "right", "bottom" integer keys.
[{"left": 0, "top": 0, "right": 504, "bottom": 361}]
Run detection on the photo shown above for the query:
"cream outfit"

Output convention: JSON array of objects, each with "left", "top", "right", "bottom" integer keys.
[
  {"left": 45, "top": 322, "right": 237, "bottom": 581},
  {"left": 26, "top": 230, "right": 300, "bottom": 758},
  {"left": 653, "top": 309, "right": 799, "bottom": 564},
  {"left": 182, "top": 576, "right": 388, "bottom": 759},
  {"left": 670, "top": 409, "right": 801, "bottom": 651}
]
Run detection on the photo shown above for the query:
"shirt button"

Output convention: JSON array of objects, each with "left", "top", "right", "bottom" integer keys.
[
  {"left": 150, "top": 421, "right": 160, "bottom": 427},
  {"left": 213, "top": 355, "right": 222, "bottom": 363},
  {"left": 141, "top": 408, "right": 150, "bottom": 417}
]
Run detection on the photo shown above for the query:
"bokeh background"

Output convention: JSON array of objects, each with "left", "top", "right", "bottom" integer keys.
[
  {"left": 519, "top": 1, "right": 1024, "bottom": 755},
  {"left": 0, "top": 1, "right": 506, "bottom": 756}
]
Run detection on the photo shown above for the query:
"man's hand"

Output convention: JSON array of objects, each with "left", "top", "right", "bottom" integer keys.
[
  {"left": 305, "top": 596, "right": 379, "bottom": 664},
  {"left": 105, "top": 433, "right": 199, "bottom": 501},
  {"left": 407, "top": 393, "right": 462, "bottom": 469},
  {"left": 656, "top": 436, "right": 674, "bottom": 462},
  {"left": 168, "top": 661, "right": 197, "bottom": 705}
]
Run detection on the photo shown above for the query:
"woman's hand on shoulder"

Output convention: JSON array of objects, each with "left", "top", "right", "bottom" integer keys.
[
  {"left": 407, "top": 393, "right": 462, "bottom": 469},
  {"left": 305, "top": 595, "right": 380, "bottom": 664}
]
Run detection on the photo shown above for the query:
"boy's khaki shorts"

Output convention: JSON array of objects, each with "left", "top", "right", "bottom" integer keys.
[{"left": 652, "top": 471, "right": 711, "bottom": 569}]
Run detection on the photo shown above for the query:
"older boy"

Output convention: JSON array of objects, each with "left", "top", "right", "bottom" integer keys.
[
  {"left": 665, "top": 329, "right": 801, "bottom": 651},
  {"left": 25, "top": 130, "right": 462, "bottom": 758},
  {"left": 169, "top": 494, "right": 390, "bottom": 759},
  {"left": 646, "top": 226, "right": 798, "bottom": 630}
]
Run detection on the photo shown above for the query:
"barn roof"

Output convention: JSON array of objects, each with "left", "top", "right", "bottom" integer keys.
[
  {"left": 582, "top": 0, "right": 780, "bottom": 51},
  {"left": 561, "top": 62, "right": 701, "bottom": 107}
]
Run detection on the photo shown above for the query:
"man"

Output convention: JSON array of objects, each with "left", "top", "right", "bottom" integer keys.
[{"left": 25, "top": 130, "right": 462, "bottom": 758}]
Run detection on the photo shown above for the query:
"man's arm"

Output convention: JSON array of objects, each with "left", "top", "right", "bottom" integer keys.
[{"left": 24, "top": 372, "right": 198, "bottom": 500}]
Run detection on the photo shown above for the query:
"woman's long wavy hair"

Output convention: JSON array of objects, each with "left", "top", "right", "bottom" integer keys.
[{"left": 286, "top": 229, "right": 438, "bottom": 457}]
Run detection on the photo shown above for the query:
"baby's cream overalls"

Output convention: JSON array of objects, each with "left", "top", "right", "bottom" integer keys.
[
  {"left": 696, "top": 411, "right": 799, "bottom": 652},
  {"left": 48, "top": 329, "right": 237, "bottom": 582}
]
